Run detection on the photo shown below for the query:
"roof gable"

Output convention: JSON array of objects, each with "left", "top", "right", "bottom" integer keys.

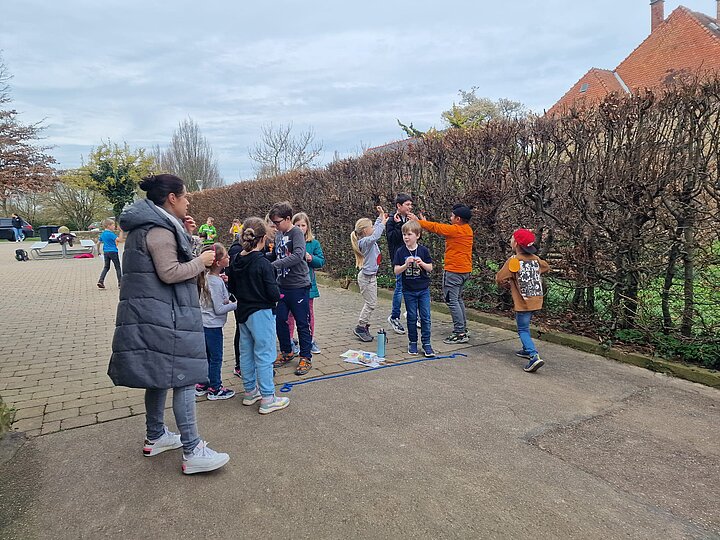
[{"left": 548, "top": 5, "right": 720, "bottom": 115}]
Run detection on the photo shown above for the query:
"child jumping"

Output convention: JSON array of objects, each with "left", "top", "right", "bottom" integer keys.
[
  {"left": 287, "top": 212, "right": 325, "bottom": 354},
  {"left": 227, "top": 217, "right": 290, "bottom": 414},
  {"left": 409, "top": 204, "right": 474, "bottom": 344},
  {"left": 393, "top": 220, "right": 435, "bottom": 357},
  {"left": 195, "top": 243, "right": 238, "bottom": 400},
  {"left": 495, "top": 228, "right": 550, "bottom": 372},
  {"left": 97, "top": 218, "right": 123, "bottom": 289},
  {"left": 351, "top": 206, "right": 388, "bottom": 342}
]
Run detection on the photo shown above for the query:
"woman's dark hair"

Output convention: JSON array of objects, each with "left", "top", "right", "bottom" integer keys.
[
  {"left": 241, "top": 217, "right": 267, "bottom": 252},
  {"left": 139, "top": 174, "right": 185, "bottom": 206}
]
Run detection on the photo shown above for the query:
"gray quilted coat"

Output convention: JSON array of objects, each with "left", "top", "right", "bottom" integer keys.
[{"left": 108, "top": 199, "right": 208, "bottom": 389}]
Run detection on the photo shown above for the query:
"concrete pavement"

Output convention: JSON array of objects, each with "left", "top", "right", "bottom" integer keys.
[{"left": 0, "top": 240, "right": 719, "bottom": 538}]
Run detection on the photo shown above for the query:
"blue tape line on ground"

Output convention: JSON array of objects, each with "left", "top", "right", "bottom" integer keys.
[{"left": 279, "top": 353, "right": 468, "bottom": 393}]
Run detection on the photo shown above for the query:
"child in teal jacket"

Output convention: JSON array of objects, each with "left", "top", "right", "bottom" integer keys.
[{"left": 288, "top": 212, "right": 325, "bottom": 354}]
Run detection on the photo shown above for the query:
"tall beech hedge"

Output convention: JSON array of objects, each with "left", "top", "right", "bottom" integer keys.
[{"left": 188, "top": 78, "right": 720, "bottom": 367}]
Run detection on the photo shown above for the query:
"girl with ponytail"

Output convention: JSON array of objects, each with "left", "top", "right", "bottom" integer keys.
[{"left": 226, "top": 218, "right": 289, "bottom": 414}]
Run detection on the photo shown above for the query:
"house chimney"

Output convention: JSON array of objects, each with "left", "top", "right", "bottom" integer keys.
[{"left": 650, "top": 0, "right": 665, "bottom": 32}]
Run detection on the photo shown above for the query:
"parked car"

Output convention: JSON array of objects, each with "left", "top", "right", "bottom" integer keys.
[{"left": 0, "top": 217, "right": 34, "bottom": 240}]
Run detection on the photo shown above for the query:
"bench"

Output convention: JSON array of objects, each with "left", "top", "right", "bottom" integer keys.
[{"left": 30, "top": 239, "right": 96, "bottom": 259}]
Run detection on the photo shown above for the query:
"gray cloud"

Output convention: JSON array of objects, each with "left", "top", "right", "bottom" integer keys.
[{"left": 1, "top": 0, "right": 714, "bottom": 180}]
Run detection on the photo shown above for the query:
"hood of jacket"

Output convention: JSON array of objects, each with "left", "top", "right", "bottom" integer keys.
[
  {"left": 119, "top": 199, "right": 194, "bottom": 261},
  {"left": 231, "top": 249, "right": 264, "bottom": 274}
]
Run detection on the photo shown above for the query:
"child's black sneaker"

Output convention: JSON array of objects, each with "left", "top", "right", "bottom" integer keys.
[
  {"left": 194, "top": 383, "right": 210, "bottom": 396},
  {"left": 295, "top": 357, "right": 312, "bottom": 376},
  {"left": 387, "top": 316, "right": 406, "bottom": 335},
  {"left": 422, "top": 344, "right": 436, "bottom": 358},
  {"left": 408, "top": 342, "right": 419, "bottom": 355},
  {"left": 515, "top": 349, "right": 532, "bottom": 359},
  {"left": 273, "top": 351, "right": 295, "bottom": 368},
  {"left": 443, "top": 332, "right": 469, "bottom": 344},
  {"left": 353, "top": 325, "right": 374, "bottom": 342},
  {"left": 206, "top": 387, "right": 236, "bottom": 400}
]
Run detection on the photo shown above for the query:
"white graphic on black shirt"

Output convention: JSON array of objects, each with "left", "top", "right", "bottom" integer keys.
[{"left": 517, "top": 260, "right": 543, "bottom": 299}]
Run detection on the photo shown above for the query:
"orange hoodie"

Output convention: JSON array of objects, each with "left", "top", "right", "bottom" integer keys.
[{"left": 419, "top": 220, "right": 473, "bottom": 273}]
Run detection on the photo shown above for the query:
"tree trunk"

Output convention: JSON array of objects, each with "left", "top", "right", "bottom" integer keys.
[{"left": 661, "top": 240, "right": 680, "bottom": 334}]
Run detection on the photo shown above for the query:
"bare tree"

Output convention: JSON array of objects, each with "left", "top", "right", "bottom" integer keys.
[
  {"left": 249, "top": 123, "right": 322, "bottom": 179},
  {"left": 154, "top": 118, "right": 223, "bottom": 191},
  {"left": 48, "top": 170, "right": 110, "bottom": 230},
  {"left": 0, "top": 53, "right": 56, "bottom": 212}
]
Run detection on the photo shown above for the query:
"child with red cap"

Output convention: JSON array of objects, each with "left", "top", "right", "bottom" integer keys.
[{"left": 495, "top": 229, "right": 550, "bottom": 372}]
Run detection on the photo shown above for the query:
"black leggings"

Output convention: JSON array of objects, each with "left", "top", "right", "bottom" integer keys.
[{"left": 99, "top": 251, "right": 122, "bottom": 285}]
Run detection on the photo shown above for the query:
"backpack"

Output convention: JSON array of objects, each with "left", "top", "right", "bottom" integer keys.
[{"left": 15, "top": 249, "right": 29, "bottom": 262}]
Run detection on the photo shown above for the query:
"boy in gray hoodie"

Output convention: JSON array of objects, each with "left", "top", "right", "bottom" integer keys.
[{"left": 268, "top": 202, "right": 314, "bottom": 376}]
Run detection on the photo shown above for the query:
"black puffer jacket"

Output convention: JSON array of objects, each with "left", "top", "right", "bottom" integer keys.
[{"left": 108, "top": 199, "right": 207, "bottom": 389}]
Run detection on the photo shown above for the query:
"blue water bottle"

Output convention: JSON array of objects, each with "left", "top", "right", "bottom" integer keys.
[{"left": 377, "top": 329, "right": 387, "bottom": 358}]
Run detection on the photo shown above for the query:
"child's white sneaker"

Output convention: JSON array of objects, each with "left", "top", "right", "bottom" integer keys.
[
  {"left": 259, "top": 396, "right": 290, "bottom": 415},
  {"left": 142, "top": 426, "right": 182, "bottom": 457},
  {"left": 182, "top": 441, "right": 229, "bottom": 474}
]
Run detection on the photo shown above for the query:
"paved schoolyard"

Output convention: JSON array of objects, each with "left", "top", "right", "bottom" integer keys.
[
  {"left": 0, "top": 240, "right": 494, "bottom": 436},
  {"left": 1, "top": 240, "right": 719, "bottom": 538}
]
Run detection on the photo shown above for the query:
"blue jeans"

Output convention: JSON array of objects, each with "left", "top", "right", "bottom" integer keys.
[
  {"left": 276, "top": 286, "right": 312, "bottom": 359},
  {"left": 203, "top": 327, "right": 224, "bottom": 389},
  {"left": 391, "top": 276, "right": 403, "bottom": 319},
  {"left": 13, "top": 227, "right": 23, "bottom": 241},
  {"left": 145, "top": 385, "right": 200, "bottom": 455},
  {"left": 404, "top": 288, "right": 431, "bottom": 346},
  {"left": 515, "top": 311, "right": 538, "bottom": 358},
  {"left": 239, "top": 309, "right": 277, "bottom": 397}
]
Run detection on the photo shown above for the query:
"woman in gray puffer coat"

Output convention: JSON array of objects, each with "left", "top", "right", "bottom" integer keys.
[{"left": 108, "top": 174, "right": 229, "bottom": 475}]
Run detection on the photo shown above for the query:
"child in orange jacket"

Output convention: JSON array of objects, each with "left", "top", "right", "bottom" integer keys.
[
  {"left": 495, "top": 229, "right": 550, "bottom": 372},
  {"left": 409, "top": 204, "right": 474, "bottom": 344}
]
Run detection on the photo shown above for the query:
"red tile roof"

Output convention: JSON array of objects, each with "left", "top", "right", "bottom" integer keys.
[{"left": 548, "top": 5, "right": 720, "bottom": 116}]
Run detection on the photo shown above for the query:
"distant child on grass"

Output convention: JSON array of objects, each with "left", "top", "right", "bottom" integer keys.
[
  {"left": 97, "top": 218, "right": 123, "bottom": 289},
  {"left": 350, "top": 205, "right": 388, "bottom": 342},
  {"left": 228, "top": 217, "right": 289, "bottom": 414},
  {"left": 409, "top": 204, "right": 474, "bottom": 345},
  {"left": 195, "top": 243, "right": 238, "bottom": 399},
  {"left": 393, "top": 220, "right": 435, "bottom": 357},
  {"left": 287, "top": 212, "right": 325, "bottom": 354},
  {"left": 495, "top": 228, "right": 550, "bottom": 373}
]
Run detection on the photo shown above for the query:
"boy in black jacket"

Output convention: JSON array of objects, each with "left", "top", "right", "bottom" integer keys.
[{"left": 385, "top": 193, "right": 413, "bottom": 334}]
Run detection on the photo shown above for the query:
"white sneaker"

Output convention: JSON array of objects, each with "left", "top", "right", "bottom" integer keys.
[
  {"left": 242, "top": 387, "right": 262, "bottom": 406},
  {"left": 182, "top": 441, "right": 229, "bottom": 474},
  {"left": 143, "top": 426, "right": 182, "bottom": 457},
  {"left": 259, "top": 396, "right": 290, "bottom": 415}
]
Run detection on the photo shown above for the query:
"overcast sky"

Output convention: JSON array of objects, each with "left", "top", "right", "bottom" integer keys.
[{"left": 1, "top": 0, "right": 716, "bottom": 181}]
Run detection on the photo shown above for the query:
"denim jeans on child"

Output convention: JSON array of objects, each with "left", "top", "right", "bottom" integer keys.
[
  {"left": 404, "top": 288, "right": 431, "bottom": 346},
  {"left": 276, "top": 286, "right": 312, "bottom": 359},
  {"left": 391, "top": 276, "right": 403, "bottom": 320},
  {"left": 515, "top": 311, "right": 538, "bottom": 358},
  {"left": 145, "top": 385, "right": 200, "bottom": 454},
  {"left": 239, "top": 309, "right": 277, "bottom": 397},
  {"left": 443, "top": 271, "right": 469, "bottom": 333},
  {"left": 203, "top": 327, "right": 224, "bottom": 389}
]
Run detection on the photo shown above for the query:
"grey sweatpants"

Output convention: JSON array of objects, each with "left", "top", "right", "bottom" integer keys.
[{"left": 443, "top": 271, "right": 469, "bottom": 333}]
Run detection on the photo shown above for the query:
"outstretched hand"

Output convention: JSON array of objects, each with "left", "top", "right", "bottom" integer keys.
[{"left": 376, "top": 206, "right": 389, "bottom": 225}]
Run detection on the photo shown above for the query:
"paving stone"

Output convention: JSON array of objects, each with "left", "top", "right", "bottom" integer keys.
[
  {"left": 97, "top": 408, "right": 132, "bottom": 422},
  {"left": 61, "top": 415, "right": 98, "bottom": 430}
]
